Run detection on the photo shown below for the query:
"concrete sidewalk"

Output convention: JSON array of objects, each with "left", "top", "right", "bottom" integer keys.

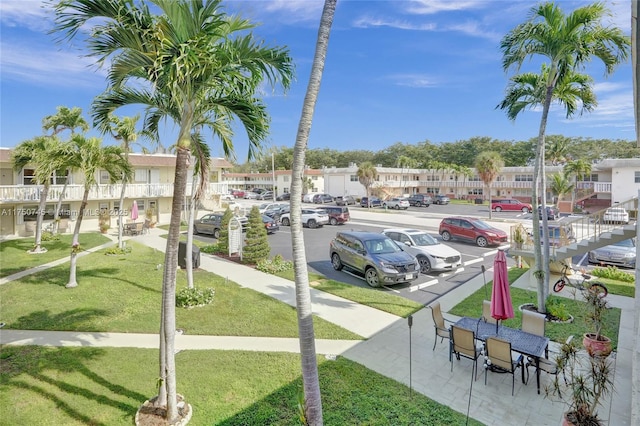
[{"left": 0, "top": 226, "right": 635, "bottom": 425}]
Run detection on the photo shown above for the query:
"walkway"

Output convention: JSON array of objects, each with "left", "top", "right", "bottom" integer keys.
[{"left": 0, "top": 226, "right": 635, "bottom": 425}]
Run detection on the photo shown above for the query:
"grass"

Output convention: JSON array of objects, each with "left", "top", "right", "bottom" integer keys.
[
  {"left": 448, "top": 268, "right": 621, "bottom": 350},
  {"left": 0, "top": 346, "right": 482, "bottom": 426},
  {"left": 274, "top": 270, "right": 424, "bottom": 318},
  {"left": 0, "top": 233, "right": 112, "bottom": 278},
  {"left": 0, "top": 242, "right": 360, "bottom": 340},
  {"left": 595, "top": 276, "right": 635, "bottom": 298}
]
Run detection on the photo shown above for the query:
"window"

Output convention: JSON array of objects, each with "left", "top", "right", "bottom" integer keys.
[
  {"left": 22, "top": 169, "right": 36, "bottom": 185},
  {"left": 468, "top": 189, "right": 483, "bottom": 195},
  {"left": 350, "top": 175, "right": 358, "bottom": 182},
  {"left": 515, "top": 174, "right": 533, "bottom": 182},
  {"left": 22, "top": 204, "right": 71, "bottom": 222},
  {"left": 635, "top": 172, "right": 640, "bottom": 183},
  {"left": 283, "top": 175, "right": 290, "bottom": 182},
  {"left": 312, "top": 176, "right": 318, "bottom": 180}
]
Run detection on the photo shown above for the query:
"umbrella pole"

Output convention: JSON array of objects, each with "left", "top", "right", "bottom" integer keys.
[{"left": 481, "top": 265, "right": 487, "bottom": 300}]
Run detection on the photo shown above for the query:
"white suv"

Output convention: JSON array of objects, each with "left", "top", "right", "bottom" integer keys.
[
  {"left": 279, "top": 208, "right": 329, "bottom": 229},
  {"left": 383, "top": 198, "right": 410, "bottom": 210},
  {"left": 382, "top": 228, "right": 462, "bottom": 274}
]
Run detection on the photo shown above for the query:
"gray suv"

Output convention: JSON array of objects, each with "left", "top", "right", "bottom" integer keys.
[
  {"left": 407, "top": 194, "right": 432, "bottom": 207},
  {"left": 329, "top": 231, "right": 419, "bottom": 287}
]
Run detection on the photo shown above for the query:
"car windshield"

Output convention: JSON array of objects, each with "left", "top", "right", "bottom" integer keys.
[
  {"left": 613, "top": 239, "right": 635, "bottom": 247},
  {"left": 365, "top": 238, "right": 401, "bottom": 254},
  {"left": 470, "top": 219, "right": 492, "bottom": 230},
  {"left": 411, "top": 232, "right": 438, "bottom": 246}
]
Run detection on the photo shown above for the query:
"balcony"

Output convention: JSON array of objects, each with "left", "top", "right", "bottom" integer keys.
[{"left": 0, "top": 182, "right": 229, "bottom": 204}]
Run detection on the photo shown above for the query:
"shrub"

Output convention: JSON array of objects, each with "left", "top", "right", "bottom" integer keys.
[
  {"left": 591, "top": 266, "right": 634, "bottom": 283},
  {"left": 40, "top": 231, "right": 60, "bottom": 242},
  {"left": 201, "top": 243, "right": 224, "bottom": 254},
  {"left": 545, "top": 298, "right": 570, "bottom": 322},
  {"left": 104, "top": 246, "right": 132, "bottom": 255},
  {"left": 256, "top": 254, "right": 293, "bottom": 274},
  {"left": 243, "top": 206, "right": 270, "bottom": 264},
  {"left": 176, "top": 287, "right": 215, "bottom": 308},
  {"left": 217, "top": 208, "right": 233, "bottom": 253}
]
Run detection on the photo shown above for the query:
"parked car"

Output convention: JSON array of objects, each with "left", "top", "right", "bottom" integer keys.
[
  {"left": 434, "top": 195, "right": 450, "bottom": 205},
  {"left": 243, "top": 191, "right": 259, "bottom": 199},
  {"left": 256, "top": 191, "right": 274, "bottom": 200},
  {"left": 312, "top": 193, "right": 334, "bottom": 204},
  {"left": 407, "top": 194, "right": 432, "bottom": 207},
  {"left": 382, "top": 228, "right": 462, "bottom": 274},
  {"left": 603, "top": 207, "right": 629, "bottom": 224},
  {"left": 538, "top": 223, "right": 575, "bottom": 247},
  {"left": 261, "top": 214, "right": 279, "bottom": 234},
  {"left": 439, "top": 216, "right": 508, "bottom": 247},
  {"left": 360, "top": 196, "right": 382, "bottom": 208},
  {"left": 302, "top": 192, "right": 319, "bottom": 203},
  {"left": 588, "top": 238, "right": 636, "bottom": 268},
  {"left": 491, "top": 199, "right": 532, "bottom": 213},
  {"left": 335, "top": 195, "right": 356, "bottom": 206},
  {"left": 230, "top": 189, "right": 245, "bottom": 199},
  {"left": 279, "top": 208, "right": 329, "bottom": 228},
  {"left": 276, "top": 193, "right": 290, "bottom": 201},
  {"left": 329, "top": 231, "right": 420, "bottom": 287},
  {"left": 265, "top": 204, "right": 289, "bottom": 221},
  {"left": 258, "top": 202, "right": 283, "bottom": 215},
  {"left": 251, "top": 188, "right": 266, "bottom": 195},
  {"left": 316, "top": 206, "right": 350, "bottom": 225},
  {"left": 383, "top": 197, "right": 410, "bottom": 210},
  {"left": 538, "top": 205, "right": 560, "bottom": 220},
  {"left": 193, "top": 213, "right": 248, "bottom": 239}
]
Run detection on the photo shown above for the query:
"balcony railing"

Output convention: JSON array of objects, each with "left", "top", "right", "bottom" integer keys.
[{"left": 0, "top": 182, "right": 229, "bottom": 203}]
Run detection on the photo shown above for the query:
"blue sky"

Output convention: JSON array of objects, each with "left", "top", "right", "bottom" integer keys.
[{"left": 0, "top": 0, "right": 634, "bottom": 163}]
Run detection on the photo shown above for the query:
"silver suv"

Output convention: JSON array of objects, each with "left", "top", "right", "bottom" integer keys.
[{"left": 329, "top": 231, "right": 419, "bottom": 287}]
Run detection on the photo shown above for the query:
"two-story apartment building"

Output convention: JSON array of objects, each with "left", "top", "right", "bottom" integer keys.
[
  {"left": 0, "top": 148, "right": 232, "bottom": 237},
  {"left": 221, "top": 168, "right": 324, "bottom": 198}
]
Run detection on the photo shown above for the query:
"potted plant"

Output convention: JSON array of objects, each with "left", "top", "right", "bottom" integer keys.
[
  {"left": 547, "top": 338, "right": 614, "bottom": 426},
  {"left": 145, "top": 208, "right": 156, "bottom": 227},
  {"left": 582, "top": 288, "right": 612, "bottom": 357},
  {"left": 513, "top": 224, "right": 526, "bottom": 249},
  {"left": 98, "top": 211, "right": 110, "bottom": 234}
]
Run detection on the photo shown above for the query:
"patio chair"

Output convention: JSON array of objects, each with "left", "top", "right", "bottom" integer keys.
[
  {"left": 525, "top": 335, "right": 573, "bottom": 384},
  {"left": 133, "top": 222, "right": 144, "bottom": 236},
  {"left": 450, "top": 325, "right": 482, "bottom": 379},
  {"left": 484, "top": 337, "right": 524, "bottom": 396},
  {"left": 142, "top": 219, "right": 151, "bottom": 235},
  {"left": 429, "top": 301, "right": 453, "bottom": 358},
  {"left": 482, "top": 300, "right": 497, "bottom": 324},
  {"left": 521, "top": 309, "right": 546, "bottom": 336}
]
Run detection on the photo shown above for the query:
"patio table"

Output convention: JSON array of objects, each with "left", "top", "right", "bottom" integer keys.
[{"left": 455, "top": 316, "right": 550, "bottom": 394}]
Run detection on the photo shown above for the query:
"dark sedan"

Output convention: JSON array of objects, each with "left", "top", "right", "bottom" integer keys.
[{"left": 262, "top": 215, "right": 280, "bottom": 234}]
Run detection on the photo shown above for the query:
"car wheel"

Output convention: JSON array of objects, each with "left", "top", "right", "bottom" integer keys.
[
  {"left": 193, "top": 226, "right": 199, "bottom": 235},
  {"left": 522, "top": 207, "right": 529, "bottom": 213},
  {"left": 476, "top": 236, "right": 488, "bottom": 247},
  {"left": 418, "top": 256, "right": 432, "bottom": 274},
  {"left": 365, "top": 267, "right": 380, "bottom": 287},
  {"left": 281, "top": 217, "right": 290, "bottom": 226},
  {"left": 213, "top": 228, "right": 220, "bottom": 239},
  {"left": 331, "top": 253, "right": 343, "bottom": 271},
  {"left": 330, "top": 217, "right": 338, "bottom": 226},
  {"left": 308, "top": 219, "right": 317, "bottom": 229},
  {"left": 394, "top": 204, "right": 400, "bottom": 210},
  {"left": 441, "top": 231, "right": 451, "bottom": 241},
  {"left": 415, "top": 202, "right": 422, "bottom": 207},
  {"left": 495, "top": 206, "right": 502, "bottom": 212}
]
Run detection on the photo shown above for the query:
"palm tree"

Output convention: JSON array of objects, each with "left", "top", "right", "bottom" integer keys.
[
  {"left": 564, "top": 158, "right": 592, "bottom": 210},
  {"left": 545, "top": 136, "right": 570, "bottom": 166},
  {"left": 549, "top": 172, "right": 574, "bottom": 204},
  {"left": 65, "top": 135, "right": 131, "bottom": 289},
  {"left": 99, "top": 114, "right": 142, "bottom": 250},
  {"left": 42, "top": 106, "right": 89, "bottom": 233},
  {"left": 289, "top": 2, "right": 336, "bottom": 423},
  {"left": 11, "top": 136, "right": 67, "bottom": 253},
  {"left": 357, "top": 162, "right": 378, "bottom": 207},
  {"left": 475, "top": 151, "right": 504, "bottom": 219},
  {"left": 499, "top": 1, "right": 629, "bottom": 310},
  {"left": 52, "top": 0, "right": 293, "bottom": 420},
  {"left": 397, "top": 155, "right": 417, "bottom": 194}
]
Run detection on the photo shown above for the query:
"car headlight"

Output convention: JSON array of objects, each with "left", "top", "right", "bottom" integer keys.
[
  {"left": 485, "top": 232, "right": 497, "bottom": 237},
  {"left": 624, "top": 252, "right": 635, "bottom": 258}
]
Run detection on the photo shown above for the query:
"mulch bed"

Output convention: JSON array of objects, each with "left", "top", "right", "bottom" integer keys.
[{"left": 520, "top": 303, "right": 571, "bottom": 323}]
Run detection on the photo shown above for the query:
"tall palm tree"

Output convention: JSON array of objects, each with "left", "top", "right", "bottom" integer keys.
[
  {"left": 397, "top": 155, "right": 417, "bottom": 194},
  {"left": 475, "top": 151, "right": 504, "bottom": 219},
  {"left": 549, "top": 172, "right": 574, "bottom": 203},
  {"left": 65, "top": 135, "right": 131, "bottom": 289},
  {"left": 52, "top": 0, "right": 293, "bottom": 420},
  {"left": 99, "top": 114, "right": 142, "bottom": 249},
  {"left": 545, "top": 135, "right": 570, "bottom": 166},
  {"left": 42, "top": 106, "right": 89, "bottom": 233},
  {"left": 357, "top": 162, "right": 378, "bottom": 207},
  {"left": 499, "top": 1, "right": 629, "bottom": 310},
  {"left": 289, "top": 3, "right": 336, "bottom": 423},
  {"left": 12, "top": 136, "right": 67, "bottom": 253}
]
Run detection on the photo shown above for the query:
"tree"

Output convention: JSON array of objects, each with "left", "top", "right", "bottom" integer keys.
[
  {"left": 397, "top": 155, "right": 418, "bottom": 194},
  {"left": 474, "top": 151, "right": 504, "bottom": 218},
  {"left": 564, "top": 158, "right": 592, "bottom": 209},
  {"left": 11, "top": 136, "right": 67, "bottom": 253},
  {"left": 65, "top": 135, "right": 131, "bottom": 288},
  {"left": 549, "top": 172, "right": 574, "bottom": 203},
  {"left": 357, "top": 162, "right": 378, "bottom": 207},
  {"left": 52, "top": 0, "right": 293, "bottom": 420},
  {"left": 498, "top": 1, "right": 629, "bottom": 312},
  {"left": 243, "top": 206, "right": 270, "bottom": 264},
  {"left": 99, "top": 114, "right": 142, "bottom": 250},
  {"left": 545, "top": 135, "right": 571, "bottom": 165},
  {"left": 288, "top": 2, "right": 336, "bottom": 423}
]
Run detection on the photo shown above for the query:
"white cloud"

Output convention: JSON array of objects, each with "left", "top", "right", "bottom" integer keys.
[
  {"left": 352, "top": 16, "right": 436, "bottom": 31},
  {"left": 403, "top": 0, "right": 488, "bottom": 15},
  {"left": 0, "top": 0, "right": 52, "bottom": 32},
  {"left": 387, "top": 73, "right": 439, "bottom": 88},
  {"left": 1, "top": 40, "right": 106, "bottom": 88},
  {"left": 262, "top": 0, "right": 324, "bottom": 20}
]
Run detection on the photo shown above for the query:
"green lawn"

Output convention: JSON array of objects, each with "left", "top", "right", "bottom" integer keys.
[
  {"left": 0, "top": 233, "right": 112, "bottom": 278},
  {"left": 0, "top": 346, "right": 482, "bottom": 426},
  {"left": 448, "top": 268, "right": 622, "bottom": 350}
]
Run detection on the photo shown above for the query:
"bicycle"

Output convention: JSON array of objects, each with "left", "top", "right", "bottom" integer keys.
[{"left": 553, "top": 264, "right": 608, "bottom": 298}]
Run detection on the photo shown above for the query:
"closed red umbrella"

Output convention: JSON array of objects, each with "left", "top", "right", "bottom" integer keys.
[
  {"left": 490, "top": 250, "right": 514, "bottom": 332},
  {"left": 131, "top": 201, "right": 139, "bottom": 221}
]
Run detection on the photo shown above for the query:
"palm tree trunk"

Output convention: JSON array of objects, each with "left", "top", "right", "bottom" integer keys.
[
  {"left": 53, "top": 181, "right": 69, "bottom": 234},
  {"left": 487, "top": 184, "right": 492, "bottom": 219},
  {"left": 160, "top": 146, "right": 190, "bottom": 421},
  {"left": 117, "top": 174, "right": 127, "bottom": 249},
  {"left": 32, "top": 184, "right": 49, "bottom": 253},
  {"left": 186, "top": 172, "right": 197, "bottom": 289},
  {"left": 66, "top": 189, "right": 89, "bottom": 288}
]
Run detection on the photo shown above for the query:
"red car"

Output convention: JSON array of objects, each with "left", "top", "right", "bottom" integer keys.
[
  {"left": 491, "top": 199, "right": 532, "bottom": 213},
  {"left": 439, "top": 216, "right": 508, "bottom": 247},
  {"left": 230, "top": 189, "right": 245, "bottom": 199}
]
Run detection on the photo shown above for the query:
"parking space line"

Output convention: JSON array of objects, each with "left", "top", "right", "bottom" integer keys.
[
  {"left": 408, "top": 279, "right": 439, "bottom": 292},
  {"left": 464, "top": 258, "right": 484, "bottom": 266}
]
